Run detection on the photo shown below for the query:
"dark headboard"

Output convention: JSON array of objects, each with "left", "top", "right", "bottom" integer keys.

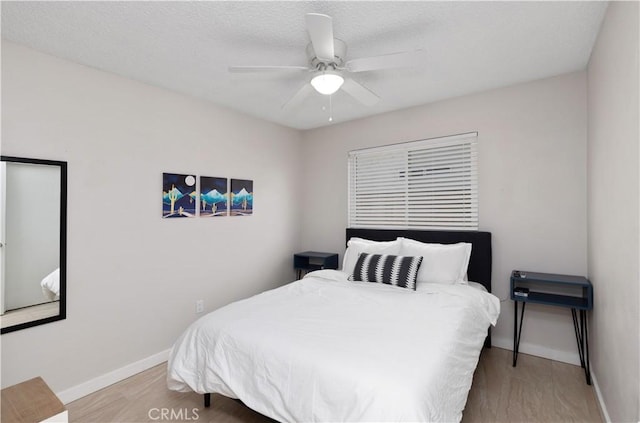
[{"left": 346, "top": 228, "right": 492, "bottom": 293}]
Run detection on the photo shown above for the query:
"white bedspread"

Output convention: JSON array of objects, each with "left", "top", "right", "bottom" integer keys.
[
  {"left": 167, "top": 270, "right": 499, "bottom": 422},
  {"left": 41, "top": 268, "right": 60, "bottom": 301}
]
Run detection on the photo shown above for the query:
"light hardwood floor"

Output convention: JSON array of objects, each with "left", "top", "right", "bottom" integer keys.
[{"left": 66, "top": 347, "right": 602, "bottom": 423}]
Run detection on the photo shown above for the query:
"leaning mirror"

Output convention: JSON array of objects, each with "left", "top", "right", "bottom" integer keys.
[{"left": 0, "top": 156, "right": 67, "bottom": 334}]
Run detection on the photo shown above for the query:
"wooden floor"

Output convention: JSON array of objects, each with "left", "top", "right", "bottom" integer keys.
[
  {"left": 462, "top": 347, "right": 601, "bottom": 423},
  {"left": 66, "top": 347, "right": 602, "bottom": 423}
]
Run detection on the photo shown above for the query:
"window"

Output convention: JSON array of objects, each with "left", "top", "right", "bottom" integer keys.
[{"left": 348, "top": 132, "right": 478, "bottom": 230}]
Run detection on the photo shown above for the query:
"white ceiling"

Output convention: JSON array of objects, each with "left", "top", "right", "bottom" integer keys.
[{"left": 1, "top": 1, "right": 607, "bottom": 130}]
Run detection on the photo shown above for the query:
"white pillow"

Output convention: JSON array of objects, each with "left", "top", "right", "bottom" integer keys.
[
  {"left": 342, "top": 238, "right": 402, "bottom": 275},
  {"left": 398, "top": 238, "right": 472, "bottom": 285}
]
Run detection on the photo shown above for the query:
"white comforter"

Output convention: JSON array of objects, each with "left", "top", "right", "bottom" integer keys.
[
  {"left": 41, "top": 268, "right": 60, "bottom": 301},
  {"left": 167, "top": 270, "right": 499, "bottom": 422}
]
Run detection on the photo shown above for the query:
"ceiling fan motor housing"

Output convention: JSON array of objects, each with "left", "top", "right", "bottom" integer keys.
[{"left": 306, "top": 38, "right": 347, "bottom": 70}]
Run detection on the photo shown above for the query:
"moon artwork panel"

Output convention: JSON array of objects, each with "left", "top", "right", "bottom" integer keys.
[
  {"left": 230, "top": 179, "right": 253, "bottom": 216},
  {"left": 162, "top": 173, "right": 197, "bottom": 218},
  {"left": 200, "top": 176, "right": 228, "bottom": 217}
]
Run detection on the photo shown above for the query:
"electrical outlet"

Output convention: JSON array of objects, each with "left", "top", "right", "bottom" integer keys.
[{"left": 195, "top": 300, "right": 204, "bottom": 314}]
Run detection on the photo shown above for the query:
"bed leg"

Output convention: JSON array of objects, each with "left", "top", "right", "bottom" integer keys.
[
  {"left": 484, "top": 328, "right": 492, "bottom": 349},
  {"left": 204, "top": 393, "right": 211, "bottom": 408}
]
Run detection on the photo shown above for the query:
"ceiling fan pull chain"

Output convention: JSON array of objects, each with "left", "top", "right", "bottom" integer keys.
[{"left": 329, "top": 95, "right": 333, "bottom": 122}]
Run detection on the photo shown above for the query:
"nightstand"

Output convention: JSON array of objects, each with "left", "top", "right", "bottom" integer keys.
[
  {"left": 294, "top": 251, "right": 339, "bottom": 279},
  {"left": 511, "top": 270, "right": 593, "bottom": 384}
]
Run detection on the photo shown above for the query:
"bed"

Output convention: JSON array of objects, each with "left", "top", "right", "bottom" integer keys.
[{"left": 167, "top": 229, "right": 498, "bottom": 422}]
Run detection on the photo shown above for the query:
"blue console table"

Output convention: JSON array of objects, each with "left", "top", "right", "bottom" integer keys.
[{"left": 511, "top": 270, "right": 593, "bottom": 384}]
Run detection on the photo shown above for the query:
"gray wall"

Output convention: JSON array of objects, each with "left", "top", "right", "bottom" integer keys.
[
  {"left": 587, "top": 2, "right": 640, "bottom": 422},
  {"left": 5, "top": 162, "right": 60, "bottom": 310},
  {"left": 1, "top": 41, "right": 302, "bottom": 392},
  {"left": 299, "top": 71, "right": 589, "bottom": 365}
]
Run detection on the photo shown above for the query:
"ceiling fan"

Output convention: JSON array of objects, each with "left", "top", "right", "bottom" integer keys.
[{"left": 229, "top": 13, "right": 426, "bottom": 112}]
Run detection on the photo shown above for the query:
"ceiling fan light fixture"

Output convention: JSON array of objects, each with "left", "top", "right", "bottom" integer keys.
[{"left": 311, "top": 72, "right": 344, "bottom": 95}]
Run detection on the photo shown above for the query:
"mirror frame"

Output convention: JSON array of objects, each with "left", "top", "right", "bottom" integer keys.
[{"left": 1, "top": 156, "right": 67, "bottom": 334}]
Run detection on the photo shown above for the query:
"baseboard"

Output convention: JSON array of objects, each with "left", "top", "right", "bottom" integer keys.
[
  {"left": 492, "top": 336, "right": 581, "bottom": 366},
  {"left": 590, "top": 370, "right": 612, "bottom": 423},
  {"left": 56, "top": 349, "right": 170, "bottom": 404}
]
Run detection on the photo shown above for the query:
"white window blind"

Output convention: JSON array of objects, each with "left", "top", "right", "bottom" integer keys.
[{"left": 348, "top": 132, "right": 478, "bottom": 230}]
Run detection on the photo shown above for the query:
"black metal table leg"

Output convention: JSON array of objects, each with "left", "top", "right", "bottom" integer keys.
[
  {"left": 581, "top": 310, "right": 585, "bottom": 368},
  {"left": 513, "top": 301, "right": 517, "bottom": 366},
  {"left": 204, "top": 393, "right": 211, "bottom": 408},
  {"left": 571, "top": 308, "right": 585, "bottom": 368},
  {"left": 571, "top": 308, "right": 592, "bottom": 385},
  {"left": 513, "top": 301, "right": 526, "bottom": 367}
]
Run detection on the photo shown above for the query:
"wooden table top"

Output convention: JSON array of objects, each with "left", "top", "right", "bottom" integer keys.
[{"left": 1, "top": 377, "right": 65, "bottom": 423}]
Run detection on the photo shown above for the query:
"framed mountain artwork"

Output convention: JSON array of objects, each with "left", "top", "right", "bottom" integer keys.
[
  {"left": 162, "top": 173, "right": 197, "bottom": 218},
  {"left": 200, "top": 176, "right": 228, "bottom": 217},
  {"left": 230, "top": 179, "right": 253, "bottom": 216}
]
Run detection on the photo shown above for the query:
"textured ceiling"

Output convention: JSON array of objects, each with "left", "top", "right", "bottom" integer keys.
[{"left": 1, "top": 1, "right": 607, "bottom": 130}]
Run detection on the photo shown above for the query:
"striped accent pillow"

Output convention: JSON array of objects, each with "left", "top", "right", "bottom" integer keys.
[{"left": 349, "top": 253, "right": 423, "bottom": 290}]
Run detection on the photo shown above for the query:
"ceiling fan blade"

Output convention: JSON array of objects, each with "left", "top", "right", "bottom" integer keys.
[
  {"left": 345, "top": 50, "right": 426, "bottom": 73},
  {"left": 341, "top": 78, "right": 380, "bottom": 107},
  {"left": 305, "top": 13, "right": 335, "bottom": 62},
  {"left": 282, "top": 83, "right": 314, "bottom": 110},
  {"left": 229, "top": 65, "right": 309, "bottom": 73}
]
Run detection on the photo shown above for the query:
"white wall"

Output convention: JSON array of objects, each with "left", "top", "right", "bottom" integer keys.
[
  {"left": 587, "top": 2, "right": 640, "bottom": 422},
  {"left": 300, "top": 72, "right": 588, "bottom": 364},
  {"left": 5, "top": 162, "right": 60, "bottom": 310},
  {"left": 0, "top": 41, "right": 302, "bottom": 392}
]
